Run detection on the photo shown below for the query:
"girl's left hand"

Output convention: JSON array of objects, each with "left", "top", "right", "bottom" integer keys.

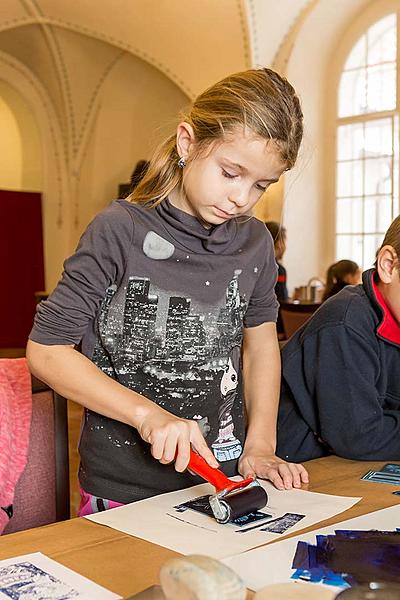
[{"left": 238, "top": 452, "right": 309, "bottom": 491}]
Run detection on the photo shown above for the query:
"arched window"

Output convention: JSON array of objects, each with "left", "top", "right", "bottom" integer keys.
[{"left": 336, "top": 13, "right": 398, "bottom": 268}]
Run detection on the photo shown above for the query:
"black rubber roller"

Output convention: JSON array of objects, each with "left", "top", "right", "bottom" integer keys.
[{"left": 218, "top": 486, "right": 268, "bottom": 524}]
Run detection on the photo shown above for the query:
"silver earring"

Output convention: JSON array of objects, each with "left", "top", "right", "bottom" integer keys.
[{"left": 177, "top": 157, "right": 186, "bottom": 169}]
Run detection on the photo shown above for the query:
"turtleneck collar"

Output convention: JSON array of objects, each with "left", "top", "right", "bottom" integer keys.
[{"left": 155, "top": 198, "right": 240, "bottom": 254}]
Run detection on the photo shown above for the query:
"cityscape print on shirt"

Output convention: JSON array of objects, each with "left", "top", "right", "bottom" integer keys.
[{"left": 92, "top": 269, "right": 248, "bottom": 462}]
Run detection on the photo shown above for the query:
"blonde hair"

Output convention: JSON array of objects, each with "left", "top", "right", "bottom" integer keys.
[{"left": 128, "top": 68, "right": 303, "bottom": 207}]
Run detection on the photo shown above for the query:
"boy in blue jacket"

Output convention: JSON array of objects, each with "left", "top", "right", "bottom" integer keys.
[{"left": 277, "top": 215, "right": 400, "bottom": 462}]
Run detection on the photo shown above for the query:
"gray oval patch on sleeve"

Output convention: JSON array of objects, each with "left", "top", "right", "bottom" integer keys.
[{"left": 143, "top": 231, "right": 175, "bottom": 260}]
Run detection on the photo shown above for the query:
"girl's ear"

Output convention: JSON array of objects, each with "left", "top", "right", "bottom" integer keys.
[
  {"left": 377, "top": 245, "right": 399, "bottom": 284},
  {"left": 176, "top": 122, "right": 196, "bottom": 162}
]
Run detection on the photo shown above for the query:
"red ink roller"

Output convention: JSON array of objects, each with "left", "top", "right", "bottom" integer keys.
[{"left": 187, "top": 449, "right": 268, "bottom": 524}]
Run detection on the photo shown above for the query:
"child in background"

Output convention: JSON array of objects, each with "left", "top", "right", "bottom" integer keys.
[
  {"left": 322, "top": 259, "right": 361, "bottom": 302},
  {"left": 27, "top": 68, "right": 308, "bottom": 515},
  {"left": 119, "top": 160, "right": 150, "bottom": 198},
  {"left": 277, "top": 216, "right": 400, "bottom": 462},
  {"left": 265, "top": 221, "right": 288, "bottom": 339},
  {"left": 129, "top": 160, "right": 150, "bottom": 193}
]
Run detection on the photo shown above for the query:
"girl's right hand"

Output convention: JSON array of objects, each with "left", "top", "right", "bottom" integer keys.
[{"left": 136, "top": 405, "right": 219, "bottom": 472}]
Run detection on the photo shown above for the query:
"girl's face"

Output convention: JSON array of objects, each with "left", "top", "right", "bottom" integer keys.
[{"left": 170, "top": 127, "right": 286, "bottom": 226}]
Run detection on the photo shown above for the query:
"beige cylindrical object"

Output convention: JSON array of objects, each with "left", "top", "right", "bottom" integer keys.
[
  {"left": 159, "top": 555, "right": 247, "bottom": 600},
  {"left": 254, "top": 582, "right": 337, "bottom": 599}
]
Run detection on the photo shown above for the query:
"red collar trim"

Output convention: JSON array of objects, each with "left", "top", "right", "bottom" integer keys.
[{"left": 371, "top": 272, "right": 400, "bottom": 345}]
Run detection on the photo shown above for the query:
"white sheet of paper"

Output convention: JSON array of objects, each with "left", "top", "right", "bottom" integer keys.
[
  {"left": 86, "top": 480, "right": 360, "bottom": 559},
  {"left": 0, "top": 552, "right": 121, "bottom": 599},
  {"left": 223, "top": 503, "right": 400, "bottom": 591}
]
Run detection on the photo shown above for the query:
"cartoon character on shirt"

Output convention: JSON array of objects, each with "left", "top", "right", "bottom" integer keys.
[{"left": 212, "top": 346, "right": 243, "bottom": 461}]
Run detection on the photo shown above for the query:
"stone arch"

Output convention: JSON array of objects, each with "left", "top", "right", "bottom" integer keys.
[{"left": 0, "top": 50, "right": 71, "bottom": 287}]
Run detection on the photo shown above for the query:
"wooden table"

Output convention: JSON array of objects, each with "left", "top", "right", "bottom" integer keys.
[{"left": 1, "top": 456, "right": 399, "bottom": 598}]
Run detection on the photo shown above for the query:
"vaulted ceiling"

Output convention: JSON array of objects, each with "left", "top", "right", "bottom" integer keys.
[
  {"left": 1, "top": 0, "right": 374, "bottom": 99},
  {"left": 0, "top": 0, "right": 250, "bottom": 99}
]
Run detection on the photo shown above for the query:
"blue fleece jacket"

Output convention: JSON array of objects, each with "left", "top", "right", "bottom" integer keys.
[{"left": 277, "top": 269, "right": 400, "bottom": 462}]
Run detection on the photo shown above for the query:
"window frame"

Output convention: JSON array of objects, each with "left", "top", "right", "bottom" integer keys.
[
  {"left": 324, "top": 1, "right": 400, "bottom": 273},
  {"left": 335, "top": 10, "right": 399, "bottom": 269}
]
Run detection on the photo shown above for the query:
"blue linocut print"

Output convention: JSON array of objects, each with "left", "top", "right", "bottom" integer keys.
[
  {"left": 260, "top": 512, "right": 305, "bottom": 534},
  {"left": 291, "top": 567, "right": 349, "bottom": 588},
  {"left": 291, "top": 529, "right": 400, "bottom": 588},
  {"left": 0, "top": 562, "right": 79, "bottom": 599},
  {"left": 173, "top": 494, "right": 271, "bottom": 527}
]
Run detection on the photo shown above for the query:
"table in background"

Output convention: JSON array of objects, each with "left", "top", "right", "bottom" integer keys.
[
  {"left": 280, "top": 300, "right": 322, "bottom": 338},
  {"left": 0, "top": 456, "right": 399, "bottom": 599}
]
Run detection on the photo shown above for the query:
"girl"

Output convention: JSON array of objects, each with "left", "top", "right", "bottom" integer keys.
[
  {"left": 27, "top": 68, "right": 308, "bottom": 515},
  {"left": 322, "top": 259, "right": 361, "bottom": 302}
]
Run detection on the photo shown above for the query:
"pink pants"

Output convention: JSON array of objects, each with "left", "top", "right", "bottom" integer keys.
[{"left": 78, "top": 487, "right": 124, "bottom": 517}]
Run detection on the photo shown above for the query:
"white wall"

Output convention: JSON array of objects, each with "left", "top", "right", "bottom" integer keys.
[
  {"left": 247, "top": 0, "right": 371, "bottom": 294},
  {"left": 73, "top": 51, "right": 189, "bottom": 250},
  {"left": 245, "top": 0, "right": 309, "bottom": 67},
  {"left": 285, "top": 0, "right": 372, "bottom": 294}
]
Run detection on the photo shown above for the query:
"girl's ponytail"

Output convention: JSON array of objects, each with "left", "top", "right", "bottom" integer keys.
[{"left": 322, "top": 265, "right": 336, "bottom": 301}]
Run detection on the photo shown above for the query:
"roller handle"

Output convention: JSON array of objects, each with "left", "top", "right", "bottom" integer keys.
[{"left": 188, "top": 449, "right": 254, "bottom": 493}]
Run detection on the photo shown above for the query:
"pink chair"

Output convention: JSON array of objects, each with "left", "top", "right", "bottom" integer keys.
[{"left": 3, "top": 376, "right": 70, "bottom": 534}]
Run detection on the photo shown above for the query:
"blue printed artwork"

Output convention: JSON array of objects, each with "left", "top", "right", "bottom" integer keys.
[
  {"left": 291, "top": 529, "right": 400, "bottom": 588},
  {"left": 0, "top": 561, "right": 79, "bottom": 599},
  {"left": 173, "top": 494, "right": 272, "bottom": 528}
]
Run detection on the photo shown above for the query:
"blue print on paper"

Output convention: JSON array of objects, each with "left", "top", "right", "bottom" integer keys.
[
  {"left": 0, "top": 562, "right": 79, "bottom": 599},
  {"left": 291, "top": 568, "right": 349, "bottom": 588}
]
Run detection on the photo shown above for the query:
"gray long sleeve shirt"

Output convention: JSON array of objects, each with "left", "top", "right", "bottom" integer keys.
[{"left": 30, "top": 199, "right": 278, "bottom": 502}]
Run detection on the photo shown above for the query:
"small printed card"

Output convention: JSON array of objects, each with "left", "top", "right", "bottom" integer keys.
[
  {"left": 0, "top": 552, "right": 121, "bottom": 599},
  {"left": 361, "top": 463, "right": 400, "bottom": 486}
]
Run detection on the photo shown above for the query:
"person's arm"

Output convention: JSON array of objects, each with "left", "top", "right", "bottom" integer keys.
[
  {"left": 26, "top": 340, "right": 218, "bottom": 472},
  {"left": 308, "top": 324, "right": 400, "bottom": 460},
  {"left": 238, "top": 322, "right": 309, "bottom": 489}
]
